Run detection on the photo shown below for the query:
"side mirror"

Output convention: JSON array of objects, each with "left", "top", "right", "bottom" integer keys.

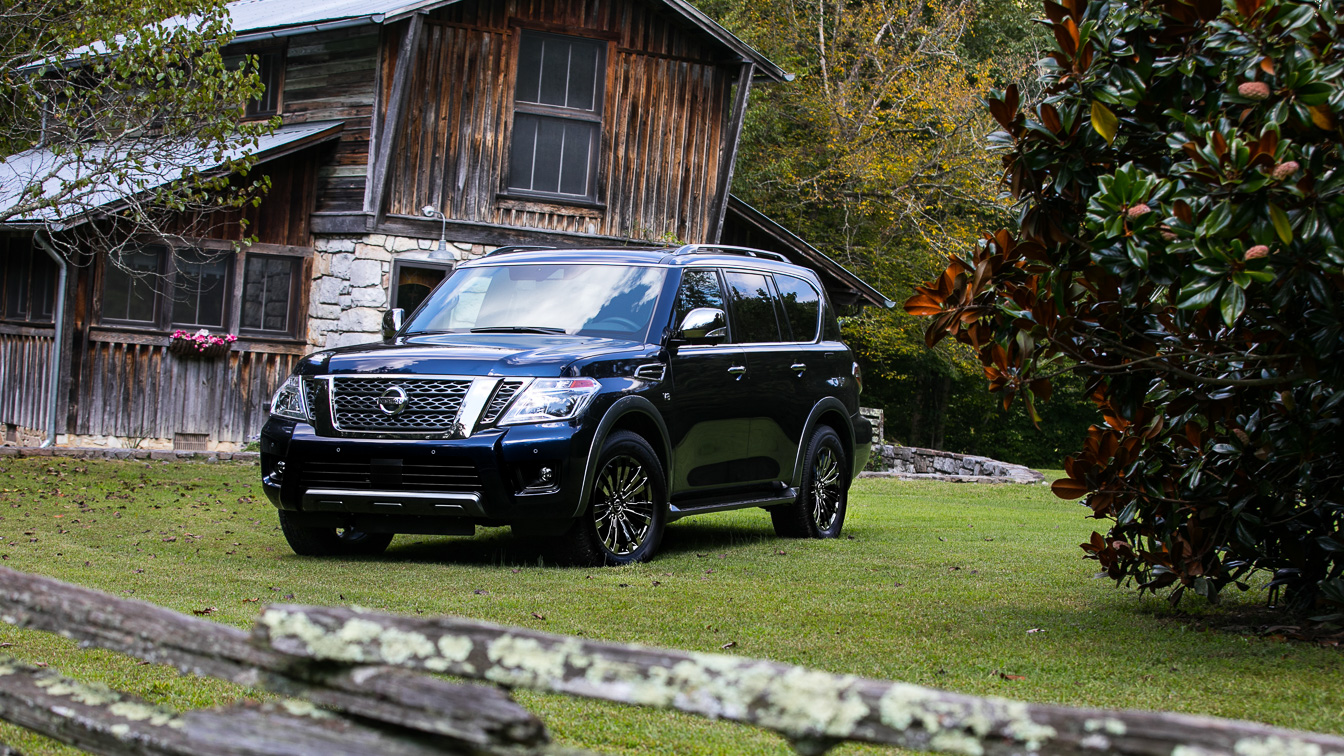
[
  {"left": 381, "top": 308, "right": 405, "bottom": 340},
  {"left": 674, "top": 307, "right": 727, "bottom": 345}
]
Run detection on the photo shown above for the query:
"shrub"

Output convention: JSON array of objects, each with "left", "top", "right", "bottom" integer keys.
[{"left": 906, "top": 0, "right": 1344, "bottom": 618}]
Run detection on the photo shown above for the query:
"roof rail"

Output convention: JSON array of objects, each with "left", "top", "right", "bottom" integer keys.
[
  {"left": 670, "top": 244, "right": 790, "bottom": 263},
  {"left": 484, "top": 245, "right": 557, "bottom": 257}
]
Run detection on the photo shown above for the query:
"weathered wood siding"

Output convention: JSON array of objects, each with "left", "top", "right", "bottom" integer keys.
[
  {"left": 384, "top": 0, "right": 733, "bottom": 242},
  {"left": 0, "top": 328, "right": 54, "bottom": 431},
  {"left": 165, "top": 150, "right": 320, "bottom": 247},
  {"left": 73, "top": 338, "right": 298, "bottom": 443},
  {"left": 281, "top": 27, "right": 380, "bottom": 214}
]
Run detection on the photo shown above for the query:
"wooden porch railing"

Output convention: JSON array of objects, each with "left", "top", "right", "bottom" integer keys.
[{"left": 2, "top": 566, "right": 1342, "bottom": 756}]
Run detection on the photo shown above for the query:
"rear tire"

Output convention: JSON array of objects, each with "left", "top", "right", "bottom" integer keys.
[
  {"left": 278, "top": 511, "right": 394, "bottom": 557},
  {"left": 771, "top": 426, "right": 848, "bottom": 539},
  {"left": 555, "top": 431, "right": 667, "bottom": 566}
]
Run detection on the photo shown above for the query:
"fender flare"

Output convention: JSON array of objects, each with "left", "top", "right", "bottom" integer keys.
[
  {"left": 571, "top": 395, "right": 673, "bottom": 518},
  {"left": 789, "top": 397, "right": 855, "bottom": 486}
]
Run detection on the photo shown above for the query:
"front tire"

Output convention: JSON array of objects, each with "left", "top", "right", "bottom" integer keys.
[
  {"left": 772, "top": 426, "right": 848, "bottom": 539},
  {"left": 278, "top": 511, "right": 394, "bottom": 557},
  {"left": 556, "top": 431, "right": 667, "bottom": 566}
]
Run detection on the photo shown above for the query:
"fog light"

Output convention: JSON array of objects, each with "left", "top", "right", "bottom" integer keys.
[
  {"left": 538, "top": 466, "right": 554, "bottom": 484},
  {"left": 271, "top": 460, "right": 286, "bottom": 483}
]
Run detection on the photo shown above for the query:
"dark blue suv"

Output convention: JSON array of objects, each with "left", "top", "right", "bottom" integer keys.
[{"left": 260, "top": 245, "right": 870, "bottom": 566}]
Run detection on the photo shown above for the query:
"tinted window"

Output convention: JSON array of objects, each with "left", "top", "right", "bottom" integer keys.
[
  {"left": 673, "top": 269, "right": 725, "bottom": 328},
  {"left": 775, "top": 274, "right": 820, "bottom": 342},
  {"left": 723, "top": 271, "right": 781, "bottom": 343},
  {"left": 172, "top": 250, "right": 230, "bottom": 329},
  {"left": 241, "top": 254, "right": 296, "bottom": 333},
  {"left": 102, "top": 248, "right": 161, "bottom": 324}
]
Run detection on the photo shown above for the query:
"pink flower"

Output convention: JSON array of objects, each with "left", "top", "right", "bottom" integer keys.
[{"left": 1238, "top": 81, "right": 1271, "bottom": 101}]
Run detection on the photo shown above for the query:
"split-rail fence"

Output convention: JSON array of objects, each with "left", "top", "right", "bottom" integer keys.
[{"left": 1, "top": 567, "right": 1341, "bottom": 756}]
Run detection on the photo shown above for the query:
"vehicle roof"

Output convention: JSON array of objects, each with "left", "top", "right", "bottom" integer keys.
[{"left": 455, "top": 246, "right": 824, "bottom": 279}]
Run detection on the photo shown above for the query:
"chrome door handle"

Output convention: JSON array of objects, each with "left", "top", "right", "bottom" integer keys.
[
  {"left": 727, "top": 365, "right": 746, "bottom": 378},
  {"left": 790, "top": 363, "right": 807, "bottom": 374}
]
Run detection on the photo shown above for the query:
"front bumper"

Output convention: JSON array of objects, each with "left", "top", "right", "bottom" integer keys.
[{"left": 260, "top": 416, "right": 596, "bottom": 531}]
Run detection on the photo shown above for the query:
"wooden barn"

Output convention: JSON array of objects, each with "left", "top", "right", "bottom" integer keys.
[{"left": 0, "top": 0, "right": 889, "bottom": 451}]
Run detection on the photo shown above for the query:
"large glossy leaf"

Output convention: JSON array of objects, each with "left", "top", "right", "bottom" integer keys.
[{"left": 1091, "top": 101, "right": 1118, "bottom": 144}]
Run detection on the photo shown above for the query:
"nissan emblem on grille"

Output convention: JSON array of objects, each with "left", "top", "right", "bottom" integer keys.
[
  {"left": 377, "top": 386, "right": 410, "bottom": 416},
  {"left": 329, "top": 376, "right": 471, "bottom": 433}
]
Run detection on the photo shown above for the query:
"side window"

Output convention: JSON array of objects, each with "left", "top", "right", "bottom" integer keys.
[
  {"left": 673, "top": 268, "right": 725, "bottom": 328},
  {"left": 170, "top": 249, "right": 231, "bottom": 329},
  {"left": 241, "top": 254, "right": 299, "bottom": 334},
  {"left": 723, "top": 271, "right": 782, "bottom": 343},
  {"left": 2, "top": 237, "right": 57, "bottom": 323},
  {"left": 774, "top": 274, "right": 820, "bottom": 342},
  {"left": 101, "top": 247, "right": 164, "bottom": 325}
]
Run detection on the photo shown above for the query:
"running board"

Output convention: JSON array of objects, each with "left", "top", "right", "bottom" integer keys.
[{"left": 667, "top": 489, "right": 797, "bottom": 522}]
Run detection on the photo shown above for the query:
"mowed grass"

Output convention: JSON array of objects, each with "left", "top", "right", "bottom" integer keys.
[{"left": 0, "top": 458, "right": 1340, "bottom": 756}]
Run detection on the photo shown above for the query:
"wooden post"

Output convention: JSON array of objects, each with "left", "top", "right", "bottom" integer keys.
[
  {"left": 710, "top": 62, "right": 754, "bottom": 243},
  {"left": 366, "top": 13, "right": 427, "bottom": 226}
]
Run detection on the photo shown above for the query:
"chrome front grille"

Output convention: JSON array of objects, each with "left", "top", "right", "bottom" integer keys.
[
  {"left": 480, "top": 379, "right": 527, "bottom": 424},
  {"left": 329, "top": 377, "right": 471, "bottom": 433}
]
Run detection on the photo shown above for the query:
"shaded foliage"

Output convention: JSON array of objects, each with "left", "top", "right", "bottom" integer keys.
[{"left": 908, "top": 0, "right": 1344, "bottom": 617}]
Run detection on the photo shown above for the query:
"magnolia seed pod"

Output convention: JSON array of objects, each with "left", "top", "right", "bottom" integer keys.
[
  {"left": 1238, "top": 81, "right": 1271, "bottom": 100},
  {"left": 1271, "top": 160, "right": 1300, "bottom": 180},
  {"left": 1126, "top": 203, "right": 1151, "bottom": 219},
  {"left": 1245, "top": 245, "right": 1270, "bottom": 260}
]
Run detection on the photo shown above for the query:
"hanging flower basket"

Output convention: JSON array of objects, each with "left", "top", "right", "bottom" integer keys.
[{"left": 169, "top": 329, "right": 237, "bottom": 359}]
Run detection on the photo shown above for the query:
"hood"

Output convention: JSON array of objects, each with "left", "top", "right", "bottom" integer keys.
[{"left": 297, "top": 333, "right": 643, "bottom": 377}]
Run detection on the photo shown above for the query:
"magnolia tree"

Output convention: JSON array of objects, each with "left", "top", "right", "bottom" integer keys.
[
  {"left": 908, "top": 0, "right": 1343, "bottom": 617},
  {"left": 0, "top": 0, "right": 271, "bottom": 261}
]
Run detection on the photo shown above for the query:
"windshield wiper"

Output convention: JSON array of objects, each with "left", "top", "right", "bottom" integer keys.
[{"left": 469, "top": 326, "right": 567, "bottom": 334}]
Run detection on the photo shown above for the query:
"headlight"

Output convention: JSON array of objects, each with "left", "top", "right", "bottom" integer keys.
[
  {"left": 270, "top": 376, "right": 309, "bottom": 421},
  {"left": 498, "top": 378, "right": 600, "bottom": 425}
]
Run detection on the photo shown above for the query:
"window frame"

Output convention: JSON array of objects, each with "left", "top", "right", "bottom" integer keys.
[
  {"left": 223, "top": 44, "right": 286, "bottom": 121},
  {"left": 390, "top": 259, "right": 455, "bottom": 315},
  {"left": 97, "top": 246, "right": 168, "bottom": 328},
  {"left": 0, "top": 236, "right": 59, "bottom": 325},
  {"left": 722, "top": 268, "right": 786, "bottom": 345},
  {"left": 237, "top": 252, "right": 302, "bottom": 337},
  {"left": 168, "top": 247, "right": 235, "bottom": 331},
  {"left": 772, "top": 273, "right": 823, "bottom": 344},
  {"left": 502, "top": 28, "right": 609, "bottom": 206}
]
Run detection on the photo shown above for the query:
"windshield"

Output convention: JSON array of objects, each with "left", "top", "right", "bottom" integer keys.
[{"left": 403, "top": 263, "right": 667, "bottom": 340}]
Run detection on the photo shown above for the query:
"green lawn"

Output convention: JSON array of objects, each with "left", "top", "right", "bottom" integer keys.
[{"left": 0, "top": 458, "right": 1340, "bottom": 755}]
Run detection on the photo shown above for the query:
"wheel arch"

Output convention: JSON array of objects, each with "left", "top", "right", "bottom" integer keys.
[
  {"left": 574, "top": 395, "right": 672, "bottom": 517},
  {"left": 790, "top": 398, "right": 855, "bottom": 487}
]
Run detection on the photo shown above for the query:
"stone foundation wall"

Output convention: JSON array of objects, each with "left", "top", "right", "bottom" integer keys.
[
  {"left": 307, "top": 234, "right": 496, "bottom": 349},
  {"left": 862, "top": 444, "right": 1043, "bottom": 484}
]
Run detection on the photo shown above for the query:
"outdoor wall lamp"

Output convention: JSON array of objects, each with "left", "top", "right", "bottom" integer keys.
[{"left": 422, "top": 204, "right": 452, "bottom": 260}]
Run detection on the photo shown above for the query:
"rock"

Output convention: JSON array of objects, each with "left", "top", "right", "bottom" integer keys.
[{"left": 349, "top": 259, "right": 384, "bottom": 288}]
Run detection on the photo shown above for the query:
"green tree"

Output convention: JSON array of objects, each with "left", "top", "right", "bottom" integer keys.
[
  {"left": 1, "top": 0, "right": 271, "bottom": 261},
  {"left": 909, "top": 0, "right": 1344, "bottom": 617}
]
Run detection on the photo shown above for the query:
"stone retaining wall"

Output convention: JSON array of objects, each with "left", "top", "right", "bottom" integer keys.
[
  {"left": 860, "top": 444, "right": 1043, "bottom": 484},
  {"left": 0, "top": 447, "right": 258, "bottom": 464}
]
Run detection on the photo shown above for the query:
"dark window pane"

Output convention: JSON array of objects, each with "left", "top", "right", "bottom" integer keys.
[
  {"left": 508, "top": 115, "right": 538, "bottom": 190},
  {"left": 242, "top": 255, "right": 296, "bottom": 333},
  {"left": 102, "top": 249, "right": 160, "bottom": 323},
  {"left": 531, "top": 116, "right": 565, "bottom": 193},
  {"left": 516, "top": 36, "right": 544, "bottom": 104},
  {"left": 724, "top": 271, "right": 781, "bottom": 343},
  {"left": 4, "top": 243, "right": 30, "bottom": 320},
  {"left": 674, "top": 269, "right": 724, "bottom": 327},
  {"left": 566, "top": 41, "right": 599, "bottom": 111},
  {"left": 394, "top": 264, "right": 449, "bottom": 315},
  {"left": 538, "top": 37, "right": 570, "bottom": 107},
  {"left": 775, "top": 274, "right": 820, "bottom": 342},
  {"left": 172, "top": 250, "right": 229, "bottom": 329},
  {"left": 558, "top": 121, "right": 594, "bottom": 195}
]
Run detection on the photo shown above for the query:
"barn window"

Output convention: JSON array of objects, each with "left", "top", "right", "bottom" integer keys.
[
  {"left": 170, "top": 249, "right": 231, "bottom": 329},
  {"left": 507, "top": 31, "right": 605, "bottom": 202},
  {"left": 1, "top": 236, "right": 58, "bottom": 323},
  {"left": 101, "top": 247, "right": 164, "bottom": 325},
  {"left": 224, "top": 48, "right": 284, "bottom": 119},
  {"left": 240, "top": 254, "right": 299, "bottom": 334}
]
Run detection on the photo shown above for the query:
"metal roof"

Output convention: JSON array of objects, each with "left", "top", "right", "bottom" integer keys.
[
  {"left": 0, "top": 121, "right": 343, "bottom": 229},
  {"left": 224, "top": 0, "right": 790, "bottom": 82}
]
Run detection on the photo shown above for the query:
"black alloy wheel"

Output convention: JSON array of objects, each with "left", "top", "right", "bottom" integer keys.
[
  {"left": 771, "top": 425, "right": 848, "bottom": 539},
  {"left": 558, "top": 430, "right": 667, "bottom": 566},
  {"left": 278, "top": 510, "right": 394, "bottom": 557}
]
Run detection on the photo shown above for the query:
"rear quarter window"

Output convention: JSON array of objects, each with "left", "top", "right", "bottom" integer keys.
[{"left": 774, "top": 274, "right": 821, "bottom": 342}]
